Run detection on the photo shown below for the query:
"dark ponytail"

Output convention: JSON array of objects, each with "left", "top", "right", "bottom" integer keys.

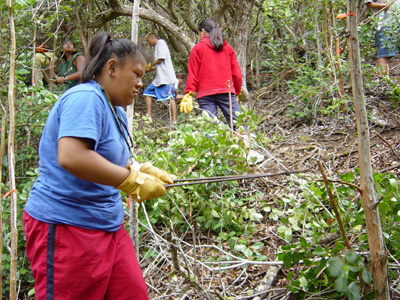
[
  {"left": 198, "top": 19, "right": 224, "bottom": 52},
  {"left": 82, "top": 31, "right": 145, "bottom": 83}
]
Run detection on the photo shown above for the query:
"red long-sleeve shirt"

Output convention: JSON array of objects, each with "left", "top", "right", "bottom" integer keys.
[{"left": 185, "top": 36, "right": 242, "bottom": 98}]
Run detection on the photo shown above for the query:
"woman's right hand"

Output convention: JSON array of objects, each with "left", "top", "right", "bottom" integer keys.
[
  {"left": 180, "top": 92, "right": 194, "bottom": 114},
  {"left": 55, "top": 76, "right": 65, "bottom": 84},
  {"left": 116, "top": 166, "right": 166, "bottom": 203}
]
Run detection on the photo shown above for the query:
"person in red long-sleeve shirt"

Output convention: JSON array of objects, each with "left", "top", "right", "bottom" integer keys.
[{"left": 180, "top": 18, "right": 244, "bottom": 133}]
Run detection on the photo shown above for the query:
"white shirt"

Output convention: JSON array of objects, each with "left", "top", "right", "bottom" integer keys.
[
  {"left": 152, "top": 39, "right": 178, "bottom": 87},
  {"left": 366, "top": 0, "right": 400, "bottom": 29}
]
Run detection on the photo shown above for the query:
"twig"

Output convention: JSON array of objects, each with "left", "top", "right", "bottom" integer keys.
[
  {"left": 317, "top": 161, "right": 353, "bottom": 250},
  {"left": 380, "top": 163, "right": 400, "bottom": 173},
  {"left": 315, "top": 178, "right": 362, "bottom": 192},
  {"left": 169, "top": 237, "right": 219, "bottom": 300},
  {"left": 377, "top": 132, "right": 400, "bottom": 161}
]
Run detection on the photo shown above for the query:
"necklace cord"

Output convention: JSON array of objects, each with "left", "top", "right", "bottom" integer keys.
[{"left": 100, "top": 85, "right": 135, "bottom": 158}]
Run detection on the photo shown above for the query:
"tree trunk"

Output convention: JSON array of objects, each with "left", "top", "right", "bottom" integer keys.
[
  {"left": 347, "top": 1, "right": 390, "bottom": 299},
  {"left": 7, "top": 0, "right": 18, "bottom": 299},
  {"left": 220, "top": 0, "right": 256, "bottom": 102},
  {"left": 0, "top": 102, "right": 5, "bottom": 300},
  {"left": 74, "top": 6, "right": 88, "bottom": 54},
  {"left": 128, "top": 0, "right": 140, "bottom": 257}
]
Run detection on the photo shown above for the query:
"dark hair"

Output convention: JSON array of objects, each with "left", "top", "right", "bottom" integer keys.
[
  {"left": 82, "top": 31, "right": 145, "bottom": 83},
  {"left": 198, "top": 19, "right": 224, "bottom": 52},
  {"left": 145, "top": 32, "right": 158, "bottom": 39},
  {"left": 61, "top": 39, "right": 75, "bottom": 48},
  {"left": 59, "top": 38, "right": 77, "bottom": 60}
]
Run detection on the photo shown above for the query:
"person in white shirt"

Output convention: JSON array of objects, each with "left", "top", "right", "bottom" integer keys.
[
  {"left": 366, "top": 0, "right": 400, "bottom": 74},
  {"left": 143, "top": 32, "right": 178, "bottom": 123}
]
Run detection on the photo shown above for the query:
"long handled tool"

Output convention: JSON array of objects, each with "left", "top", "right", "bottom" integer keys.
[
  {"left": 164, "top": 169, "right": 311, "bottom": 188},
  {"left": 226, "top": 80, "right": 234, "bottom": 131}
]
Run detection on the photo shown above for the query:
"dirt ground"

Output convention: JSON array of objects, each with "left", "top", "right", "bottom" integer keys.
[{"left": 132, "top": 60, "right": 400, "bottom": 299}]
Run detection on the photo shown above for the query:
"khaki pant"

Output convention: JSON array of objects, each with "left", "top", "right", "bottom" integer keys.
[{"left": 33, "top": 52, "right": 55, "bottom": 87}]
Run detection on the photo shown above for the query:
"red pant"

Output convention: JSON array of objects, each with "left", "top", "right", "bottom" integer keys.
[{"left": 23, "top": 211, "right": 149, "bottom": 300}]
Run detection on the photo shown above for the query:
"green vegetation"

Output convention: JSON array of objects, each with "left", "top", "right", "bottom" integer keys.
[{"left": 2, "top": 0, "right": 400, "bottom": 299}]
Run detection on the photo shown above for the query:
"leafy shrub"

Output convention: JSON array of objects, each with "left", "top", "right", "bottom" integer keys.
[
  {"left": 276, "top": 171, "right": 400, "bottom": 299},
  {"left": 132, "top": 109, "right": 264, "bottom": 238}
]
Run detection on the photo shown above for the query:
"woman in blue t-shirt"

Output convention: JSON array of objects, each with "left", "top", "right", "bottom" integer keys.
[{"left": 24, "top": 31, "right": 173, "bottom": 300}]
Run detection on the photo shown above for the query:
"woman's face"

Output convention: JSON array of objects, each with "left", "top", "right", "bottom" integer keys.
[
  {"left": 199, "top": 29, "right": 207, "bottom": 40},
  {"left": 109, "top": 58, "right": 145, "bottom": 107},
  {"left": 62, "top": 40, "right": 76, "bottom": 53}
]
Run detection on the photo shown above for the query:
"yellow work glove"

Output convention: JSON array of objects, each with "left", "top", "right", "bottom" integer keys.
[
  {"left": 180, "top": 92, "right": 194, "bottom": 114},
  {"left": 140, "top": 162, "right": 174, "bottom": 184},
  {"left": 145, "top": 63, "right": 153, "bottom": 72},
  {"left": 116, "top": 166, "right": 166, "bottom": 203}
]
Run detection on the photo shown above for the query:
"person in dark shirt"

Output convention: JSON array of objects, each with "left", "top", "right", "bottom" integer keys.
[{"left": 53, "top": 39, "right": 85, "bottom": 89}]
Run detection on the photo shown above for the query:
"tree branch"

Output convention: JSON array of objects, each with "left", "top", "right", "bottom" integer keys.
[{"left": 88, "top": 4, "right": 194, "bottom": 52}]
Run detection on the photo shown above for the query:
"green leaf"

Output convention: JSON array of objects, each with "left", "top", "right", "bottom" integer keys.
[
  {"left": 15, "top": 0, "right": 27, "bottom": 7},
  {"left": 211, "top": 210, "right": 219, "bottom": 218},
  {"left": 315, "top": 257, "right": 327, "bottom": 274},
  {"left": 335, "top": 242, "right": 346, "bottom": 251},
  {"left": 235, "top": 244, "right": 246, "bottom": 253},
  {"left": 255, "top": 255, "right": 267, "bottom": 261},
  {"left": 249, "top": 210, "right": 263, "bottom": 221},
  {"left": 327, "top": 257, "right": 343, "bottom": 278},
  {"left": 287, "top": 271, "right": 295, "bottom": 282},
  {"left": 348, "top": 265, "right": 362, "bottom": 272},
  {"left": 365, "top": 291, "right": 378, "bottom": 299},
  {"left": 250, "top": 242, "right": 264, "bottom": 250},
  {"left": 345, "top": 282, "right": 361, "bottom": 300},
  {"left": 244, "top": 248, "right": 253, "bottom": 257},
  {"left": 300, "top": 237, "right": 307, "bottom": 249},
  {"left": 15, "top": 68, "right": 30, "bottom": 75},
  {"left": 277, "top": 253, "right": 286, "bottom": 261},
  {"left": 313, "top": 246, "right": 327, "bottom": 255},
  {"left": 389, "top": 269, "right": 396, "bottom": 278},
  {"left": 292, "top": 251, "right": 304, "bottom": 264},
  {"left": 362, "top": 269, "right": 372, "bottom": 284},
  {"left": 299, "top": 276, "right": 308, "bottom": 288},
  {"left": 378, "top": 201, "right": 392, "bottom": 214},
  {"left": 345, "top": 251, "right": 359, "bottom": 264},
  {"left": 229, "top": 237, "right": 238, "bottom": 249},
  {"left": 334, "top": 276, "right": 347, "bottom": 293},
  {"left": 283, "top": 253, "right": 292, "bottom": 268}
]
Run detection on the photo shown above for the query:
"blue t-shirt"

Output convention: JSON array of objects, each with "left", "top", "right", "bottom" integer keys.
[{"left": 25, "top": 80, "right": 129, "bottom": 232}]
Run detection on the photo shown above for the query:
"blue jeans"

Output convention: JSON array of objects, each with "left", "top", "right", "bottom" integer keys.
[
  {"left": 376, "top": 27, "right": 398, "bottom": 58},
  {"left": 198, "top": 93, "right": 241, "bottom": 131}
]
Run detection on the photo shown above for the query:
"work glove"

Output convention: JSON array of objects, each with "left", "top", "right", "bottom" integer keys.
[
  {"left": 145, "top": 63, "right": 153, "bottom": 72},
  {"left": 180, "top": 92, "right": 194, "bottom": 114},
  {"left": 140, "top": 162, "right": 174, "bottom": 184},
  {"left": 116, "top": 166, "right": 166, "bottom": 203}
]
